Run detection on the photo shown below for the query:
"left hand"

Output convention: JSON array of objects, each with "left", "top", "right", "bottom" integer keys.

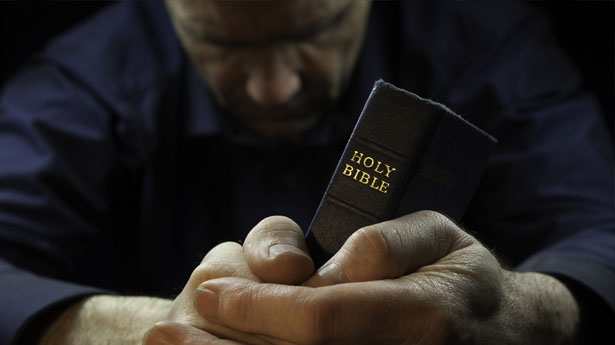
[
  {"left": 143, "top": 216, "right": 315, "bottom": 345},
  {"left": 194, "top": 211, "right": 580, "bottom": 345}
]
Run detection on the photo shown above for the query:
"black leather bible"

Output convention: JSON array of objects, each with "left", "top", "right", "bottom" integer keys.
[{"left": 305, "top": 80, "right": 496, "bottom": 267}]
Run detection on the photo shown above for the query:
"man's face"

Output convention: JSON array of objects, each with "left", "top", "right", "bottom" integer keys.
[{"left": 164, "top": 0, "right": 372, "bottom": 139}]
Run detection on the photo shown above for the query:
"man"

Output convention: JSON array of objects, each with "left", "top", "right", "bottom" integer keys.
[{"left": 0, "top": 0, "right": 613, "bottom": 344}]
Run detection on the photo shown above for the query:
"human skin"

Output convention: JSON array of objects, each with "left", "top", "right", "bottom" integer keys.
[
  {"left": 140, "top": 213, "right": 580, "bottom": 345},
  {"left": 37, "top": 0, "right": 582, "bottom": 344},
  {"left": 37, "top": 0, "right": 373, "bottom": 342},
  {"left": 163, "top": 0, "right": 371, "bottom": 140},
  {"left": 39, "top": 212, "right": 580, "bottom": 344}
]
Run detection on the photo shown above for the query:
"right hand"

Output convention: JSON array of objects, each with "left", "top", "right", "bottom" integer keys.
[{"left": 142, "top": 216, "right": 314, "bottom": 345}]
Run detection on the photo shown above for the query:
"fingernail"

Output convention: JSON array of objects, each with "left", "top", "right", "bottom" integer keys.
[
  {"left": 195, "top": 286, "right": 218, "bottom": 319},
  {"left": 317, "top": 262, "right": 349, "bottom": 285},
  {"left": 268, "top": 243, "right": 306, "bottom": 258}
]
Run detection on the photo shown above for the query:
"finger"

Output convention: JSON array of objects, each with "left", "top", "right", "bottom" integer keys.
[
  {"left": 194, "top": 277, "right": 446, "bottom": 345},
  {"left": 244, "top": 216, "right": 314, "bottom": 285},
  {"left": 143, "top": 321, "right": 248, "bottom": 345},
  {"left": 304, "top": 210, "right": 476, "bottom": 287},
  {"left": 188, "top": 242, "right": 261, "bottom": 291},
  {"left": 169, "top": 243, "right": 270, "bottom": 345}
]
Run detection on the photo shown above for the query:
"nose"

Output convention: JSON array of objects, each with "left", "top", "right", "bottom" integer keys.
[{"left": 245, "top": 50, "right": 301, "bottom": 106}]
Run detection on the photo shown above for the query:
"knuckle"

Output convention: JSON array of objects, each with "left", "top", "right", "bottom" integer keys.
[
  {"left": 416, "top": 210, "right": 452, "bottom": 228},
  {"left": 142, "top": 322, "right": 176, "bottom": 345},
  {"left": 415, "top": 210, "right": 472, "bottom": 251},
  {"left": 190, "top": 260, "right": 229, "bottom": 285},
  {"left": 350, "top": 226, "right": 394, "bottom": 267},
  {"left": 203, "top": 241, "right": 242, "bottom": 262},
  {"left": 191, "top": 241, "right": 245, "bottom": 285}
]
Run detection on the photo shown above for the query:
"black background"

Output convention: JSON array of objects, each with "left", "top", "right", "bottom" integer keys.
[{"left": 0, "top": 0, "right": 613, "bottom": 136}]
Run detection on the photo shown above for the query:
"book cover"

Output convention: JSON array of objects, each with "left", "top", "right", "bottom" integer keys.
[{"left": 305, "top": 80, "right": 496, "bottom": 267}]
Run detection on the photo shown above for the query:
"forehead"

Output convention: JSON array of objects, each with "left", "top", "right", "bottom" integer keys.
[{"left": 170, "top": 0, "right": 354, "bottom": 41}]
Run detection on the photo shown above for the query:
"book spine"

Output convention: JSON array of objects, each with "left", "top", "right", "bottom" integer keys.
[
  {"left": 305, "top": 80, "right": 442, "bottom": 267},
  {"left": 305, "top": 80, "right": 497, "bottom": 268}
]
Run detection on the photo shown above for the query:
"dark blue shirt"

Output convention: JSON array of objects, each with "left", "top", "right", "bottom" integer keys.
[{"left": 1, "top": 0, "right": 613, "bottom": 343}]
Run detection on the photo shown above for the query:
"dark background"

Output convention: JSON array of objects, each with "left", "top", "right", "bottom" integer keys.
[{"left": 0, "top": 0, "right": 613, "bottom": 136}]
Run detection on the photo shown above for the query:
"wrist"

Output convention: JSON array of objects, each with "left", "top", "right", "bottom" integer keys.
[
  {"left": 552, "top": 274, "right": 614, "bottom": 345},
  {"left": 38, "top": 295, "right": 172, "bottom": 345},
  {"left": 491, "top": 271, "right": 580, "bottom": 345}
]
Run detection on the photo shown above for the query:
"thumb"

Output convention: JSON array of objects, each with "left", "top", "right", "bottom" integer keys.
[
  {"left": 304, "top": 210, "right": 474, "bottom": 287},
  {"left": 244, "top": 216, "right": 314, "bottom": 285}
]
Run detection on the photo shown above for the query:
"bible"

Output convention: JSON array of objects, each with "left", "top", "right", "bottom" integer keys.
[{"left": 305, "top": 80, "right": 496, "bottom": 267}]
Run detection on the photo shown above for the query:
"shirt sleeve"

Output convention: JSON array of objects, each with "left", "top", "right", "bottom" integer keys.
[
  {"left": 0, "top": 61, "right": 120, "bottom": 344},
  {"left": 438, "top": 2, "right": 615, "bottom": 315}
]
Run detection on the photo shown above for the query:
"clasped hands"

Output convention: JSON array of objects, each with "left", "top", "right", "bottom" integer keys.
[{"left": 142, "top": 211, "right": 538, "bottom": 345}]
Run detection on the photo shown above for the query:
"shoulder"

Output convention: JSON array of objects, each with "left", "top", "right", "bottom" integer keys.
[
  {"left": 383, "top": 0, "right": 560, "bottom": 100},
  {"left": 0, "top": 1, "right": 190, "bottom": 162},
  {"left": 36, "top": 0, "right": 185, "bottom": 115},
  {"left": 396, "top": 0, "right": 548, "bottom": 60}
]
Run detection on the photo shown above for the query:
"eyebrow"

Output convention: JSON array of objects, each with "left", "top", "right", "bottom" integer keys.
[{"left": 180, "top": 1, "right": 355, "bottom": 47}]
